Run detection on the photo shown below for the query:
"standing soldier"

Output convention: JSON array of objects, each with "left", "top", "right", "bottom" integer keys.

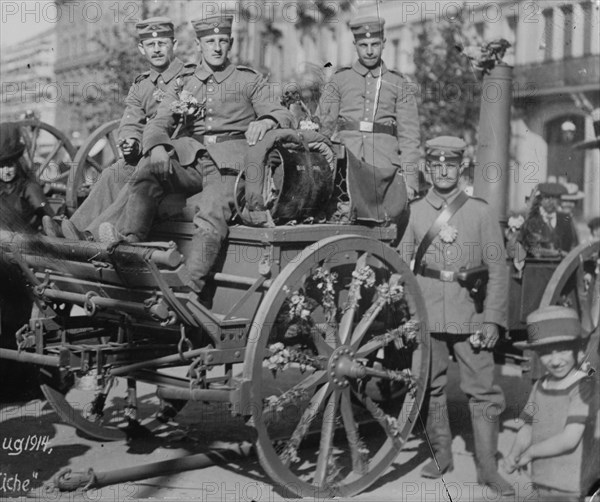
[
  {"left": 44, "top": 17, "right": 194, "bottom": 240},
  {"left": 318, "top": 16, "right": 421, "bottom": 203},
  {"left": 398, "top": 137, "right": 513, "bottom": 497},
  {"left": 100, "top": 15, "right": 293, "bottom": 293}
]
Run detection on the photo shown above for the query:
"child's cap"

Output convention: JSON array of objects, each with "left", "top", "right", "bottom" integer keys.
[{"left": 515, "top": 306, "right": 582, "bottom": 350}]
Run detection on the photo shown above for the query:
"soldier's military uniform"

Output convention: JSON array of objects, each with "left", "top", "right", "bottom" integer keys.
[
  {"left": 318, "top": 17, "right": 421, "bottom": 194},
  {"left": 68, "top": 17, "right": 190, "bottom": 239},
  {"left": 120, "top": 16, "right": 293, "bottom": 290},
  {"left": 398, "top": 137, "right": 513, "bottom": 496}
]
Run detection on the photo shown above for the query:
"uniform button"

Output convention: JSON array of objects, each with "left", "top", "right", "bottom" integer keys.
[
  {"left": 208, "top": 117, "right": 213, "bottom": 121},
  {"left": 208, "top": 125, "right": 212, "bottom": 130},
  {"left": 208, "top": 98, "right": 213, "bottom": 102},
  {"left": 208, "top": 109, "right": 213, "bottom": 112},
  {"left": 208, "top": 87, "right": 214, "bottom": 92}
]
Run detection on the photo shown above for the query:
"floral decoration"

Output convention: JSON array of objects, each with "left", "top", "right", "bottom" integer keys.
[
  {"left": 439, "top": 223, "right": 458, "bottom": 244},
  {"left": 507, "top": 215, "right": 524, "bottom": 232},
  {"left": 153, "top": 88, "right": 166, "bottom": 102},
  {"left": 280, "top": 89, "right": 321, "bottom": 131}
]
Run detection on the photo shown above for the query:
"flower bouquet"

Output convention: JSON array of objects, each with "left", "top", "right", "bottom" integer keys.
[
  {"left": 280, "top": 89, "right": 320, "bottom": 131},
  {"left": 169, "top": 90, "right": 206, "bottom": 138}
]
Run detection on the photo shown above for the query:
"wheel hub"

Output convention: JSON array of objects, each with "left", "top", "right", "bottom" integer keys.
[{"left": 327, "top": 346, "right": 366, "bottom": 388}]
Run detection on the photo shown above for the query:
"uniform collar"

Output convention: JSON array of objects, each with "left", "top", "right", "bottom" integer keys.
[
  {"left": 148, "top": 58, "right": 184, "bottom": 84},
  {"left": 195, "top": 59, "right": 235, "bottom": 83},
  {"left": 425, "top": 187, "right": 463, "bottom": 210},
  {"left": 352, "top": 59, "right": 388, "bottom": 78}
]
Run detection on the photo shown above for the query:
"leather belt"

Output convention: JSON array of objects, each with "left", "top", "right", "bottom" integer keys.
[
  {"left": 418, "top": 266, "right": 459, "bottom": 282},
  {"left": 338, "top": 120, "right": 397, "bottom": 136},
  {"left": 192, "top": 132, "right": 246, "bottom": 145}
]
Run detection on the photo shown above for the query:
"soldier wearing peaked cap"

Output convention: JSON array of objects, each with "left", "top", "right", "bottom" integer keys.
[
  {"left": 104, "top": 14, "right": 293, "bottom": 294},
  {"left": 398, "top": 136, "right": 514, "bottom": 496},
  {"left": 44, "top": 16, "right": 194, "bottom": 242},
  {"left": 317, "top": 15, "right": 421, "bottom": 207}
]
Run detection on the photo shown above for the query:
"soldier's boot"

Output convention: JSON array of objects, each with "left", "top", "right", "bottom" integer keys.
[
  {"left": 471, "top": 407, "right": 515, "bottom": 497},
  {"left": 420, "top": 403, "right": 454, "bottom": 479},
  {"left": 186, "top": 229, "right": 222, "bottom": 294}
]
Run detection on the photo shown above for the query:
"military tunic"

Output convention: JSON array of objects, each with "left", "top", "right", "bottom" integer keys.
[
  {"left": 118, "top": 57, "right": 188, "bottom": 144},
  {"left": 318, "top": 60, "right": 421, "bottom": 191},
  {"left": 398, "top": 186, "right": 508, "bottom": 412}
]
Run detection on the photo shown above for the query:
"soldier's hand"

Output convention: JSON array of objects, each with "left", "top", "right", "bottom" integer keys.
[
  {"left": 480, "top": 322, "right": 500, "bottom": 349},
  {"left": 149, "top": 146, "right": 172, "bottom": 181},
  {"left": 246, "top": 119, "right": 276, "bottom": 146},
  {"left": 120, "top": 138, "right": 139, "bottom": 157},
  {"left": 406, "top": 186, "right": 416, "bottom": 201}
]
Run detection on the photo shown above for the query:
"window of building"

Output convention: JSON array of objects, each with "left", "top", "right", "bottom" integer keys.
[
  {"left": 543, "top": 8, "right": 554, "bottom": 60},
  {"left": 561, "top": 5, "right": 573, "bottom": 59}
]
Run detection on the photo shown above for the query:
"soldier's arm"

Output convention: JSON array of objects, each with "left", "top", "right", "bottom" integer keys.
[
  {"left": 118, "top": 78, "right": 147, "bottom": 145},
  {"left": 479, "top": 202, "right": 508, "bottom": 328},
  {"left": 142, "top": 78, "right": 181, "bottom": 155},
  {"left": 315, "top": 74, "right": 341, "bottom": 138},
  {"left": 395, "top": 76, "right": 421, "bottom": 193},
  {"left": 247, "top": 72, "right": 294, "bottom": 129}
]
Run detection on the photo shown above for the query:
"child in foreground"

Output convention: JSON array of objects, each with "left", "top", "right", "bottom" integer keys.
[{"left": 505, "top": 306, "right": 599, "bottom": 500}]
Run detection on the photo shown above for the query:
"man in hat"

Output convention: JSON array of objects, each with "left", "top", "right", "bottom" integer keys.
[
  {"left": 100, "top": 15, "right": 293, "bottom": 293},
  {"left": 44, "top": 17, "right": 194, "bottom": 240},
  {"left": 398, "top": 136, "right": 513, "bottom": 496},
  {"left": 1, "top": 122, "right": 54, "bottom": 232},
  {"left": 317, "top": 16, "right": 421, "bottom": 201},
  {"left": 519, "top": 182, "right": 578, "bottom": 257}
]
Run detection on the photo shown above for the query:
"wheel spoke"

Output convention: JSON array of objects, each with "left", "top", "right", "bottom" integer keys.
[
  {"left": 312, "top": 324, "right": 335, "bottom": 356},
  {"left": 351, "top": 388, "right": 405, "bottom": 450},
  {"left": 340, "top": 388, "right": 367, "bottom": 474},
  {"left": 278, "top": 382, "right": 331, "bottom": 466},
  {"left": 339, "top": 253, "right": 368, "bottom": 345},
  {"left": 35, "top": 141, "right": 64, "bottom": 179},
  {"left": 108, "top": 133, "right": 121, "bottom": 160},
  {"left": 314, "top": 388, "right": 340, "bottom": 485}
]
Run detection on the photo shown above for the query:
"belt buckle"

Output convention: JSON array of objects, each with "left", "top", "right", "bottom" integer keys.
[
  {"left": 440, "top": 270, "right": 454, "bottom": 282},
  {"left": 359, "top": 121, "right": 374, "bottom": 133},
  {"left": 204, "top": 135, "right": 217, "bottom": 145}
]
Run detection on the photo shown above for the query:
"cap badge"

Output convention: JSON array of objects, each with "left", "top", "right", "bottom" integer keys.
[
  {"left": 152, "top": 32, "right": 158, "bottom": 37},
  {"left": 439, "top": 155, "right": 445, "bottom": 162},
  {"left": 214, "top": 27, "right": 219, "bottom": 33}
]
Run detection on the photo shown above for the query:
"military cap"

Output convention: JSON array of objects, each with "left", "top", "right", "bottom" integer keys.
[
  {"left": 561, "top": 182, "right": 584, "bottom": 201},
  {"left": 515, "top": 306, "right": 582, "bottom": 349},
  {"left": 537, "top": 182, "right": 567, "bottom": 198},
  {"left": 0, "top": 122, "right": 25, "bottom": 163},
  {"left": 349, "top": 16, "right": 385, "bottom": 40},
  {"left": 425, "top": 136, "right": 466, "bottom": 162},
  {"left": 192, "top": 15, "right": 233, "bottom": 38},
  {"left": 136, "top": 17, "right": 175, "bottom": 40},
  {"left": 588, "top": 216, "right": 600, "bottom": 233}
]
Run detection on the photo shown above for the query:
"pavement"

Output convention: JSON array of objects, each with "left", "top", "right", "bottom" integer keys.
[{"left": 0, "top": 359, "right": 551, "bottom": 502}]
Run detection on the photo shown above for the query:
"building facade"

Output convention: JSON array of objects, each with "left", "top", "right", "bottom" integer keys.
[{"left": 0, "top": 28, "right": 57, "bottom": 124}]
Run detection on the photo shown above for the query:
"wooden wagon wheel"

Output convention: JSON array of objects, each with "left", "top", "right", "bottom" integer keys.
[
  {"left": 15, "top": 119, "right": 76, "bottom": 185},
  {"left": 66, "top": 119, "right": 121, "bottom": 211},
  {"left": 244, "top": 235, "right": 430, "bottom": 498},
  {"left": 540, "top": 239, "right": 600, "bottom": 333}
]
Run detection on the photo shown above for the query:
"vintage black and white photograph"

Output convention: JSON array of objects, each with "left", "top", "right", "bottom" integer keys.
[{"left": 1, "top": 0, "right": 599, "bottom": 500}]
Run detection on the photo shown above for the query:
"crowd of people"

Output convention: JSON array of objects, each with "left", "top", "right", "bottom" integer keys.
[{"left": 1, "top": 11, "right": 598, "bottom": 501}]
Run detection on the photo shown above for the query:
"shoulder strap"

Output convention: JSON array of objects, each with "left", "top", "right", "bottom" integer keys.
[{"left": 412, "top": 191, "right": 469, "bottom": 273}]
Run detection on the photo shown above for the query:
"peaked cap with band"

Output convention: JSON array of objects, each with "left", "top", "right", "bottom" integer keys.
[
  {"left": 349, "top": 16, "right": 385, "bottom": 40},
  {"left": 136, "top": 17, "right": 175, "bottom": 40},
  {"left": 425, "top": 136, "right": 466, "bottom": 162},
  {"left": 192, "top": 15, "right": 233, "bottom": 38}
]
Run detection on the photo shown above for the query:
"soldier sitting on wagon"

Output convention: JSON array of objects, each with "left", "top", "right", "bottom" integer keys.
[
  {"left": 317, "top": 16, "right": 421, "bottom": 223},
  {"left": 99, "top": 15, "right": 293, "bottom": 293},
  {"left": 43, "top": 17, "right": 194, "bottom": 241},
  {"left": 0, "top": 122, "right": 55, "bottom": 232}
]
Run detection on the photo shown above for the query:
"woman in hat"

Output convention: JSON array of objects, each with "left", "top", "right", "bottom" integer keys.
[
  {"left": 0, "top": 122, "right": 54, "bottom": 232},
  {"left": 505, "top": 306, "right": 598, "bottom": 500}
]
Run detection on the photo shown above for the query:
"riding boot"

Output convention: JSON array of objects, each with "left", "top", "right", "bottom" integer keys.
[
  {"left": 186, "top": 229, "right": 222, "bottom": 293},
  {"left": 471, "top": 406, "right": 515, "bottom": 497},
  {"left": 420, "top": 402, "right": 454, "bottom": 478}
]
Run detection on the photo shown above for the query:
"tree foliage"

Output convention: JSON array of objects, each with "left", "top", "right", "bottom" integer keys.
[{"left": 412, "top": 19, "right": 483, "bottom": 144}]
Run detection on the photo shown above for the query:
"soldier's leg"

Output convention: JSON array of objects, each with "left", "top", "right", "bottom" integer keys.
[
  {"left": 121, "top": 157, "right": 203, "bottom": 241},
  {"left": 452, "top": 338, "right": 514, "bottom": 496},
  {"left": 421, "top": 334, "right": 454, "bottom": 478},
  {"left": 70, "top": 159, "right": 135, "bottom": 230},
  {"left": 186, "top": 155, "right": 236, "bottom": 291}
]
